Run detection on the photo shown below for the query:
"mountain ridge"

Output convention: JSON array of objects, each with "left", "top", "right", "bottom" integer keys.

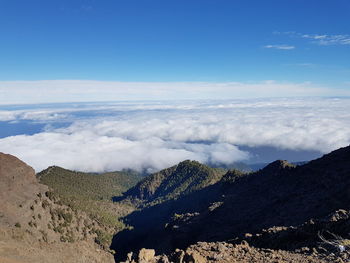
[
  {"left": 2, "top": 145, "right": 350, "bottom": 263},
  {"left": 112, "top": 145, "right": 350, "bottom": 262},
  {"left": 119, "top": 160, "right": 226, "bottom": 207}
]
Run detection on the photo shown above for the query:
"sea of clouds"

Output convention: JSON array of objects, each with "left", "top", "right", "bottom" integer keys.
[{"left": 0, "top": 97, "right": 349, "bottom": 173}]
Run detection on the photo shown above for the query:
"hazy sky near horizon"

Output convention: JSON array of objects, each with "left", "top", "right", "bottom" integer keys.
[{"left": 0, "top": 0, "right": 350, "bottom": 103}]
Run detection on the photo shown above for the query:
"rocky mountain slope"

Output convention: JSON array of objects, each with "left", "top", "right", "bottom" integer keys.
[
  {"left": 0, "top": 153, "right": 114, "bottom": 263},
  {"left": 122, "top": 208, "right": 350, "bottom": 263},
  {"left": 113, "top": 145, "right": 350, "bottom": 262},
  {"left": 165, "top": 146, "right": 350, "bottom": 246}
]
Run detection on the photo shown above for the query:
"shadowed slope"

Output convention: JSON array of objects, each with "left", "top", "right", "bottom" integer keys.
[{"left": 112, "top": 146, "right": 350, "bottom": 261}]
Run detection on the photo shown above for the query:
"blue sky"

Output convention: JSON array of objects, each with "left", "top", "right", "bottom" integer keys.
[{"left": 0, "top": 0, "right": 350, "bottom": 102}]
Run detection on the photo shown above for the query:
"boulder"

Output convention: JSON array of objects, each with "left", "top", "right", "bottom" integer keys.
[{"left": 138, "top": 248, "right": 156, "bottom": 263}]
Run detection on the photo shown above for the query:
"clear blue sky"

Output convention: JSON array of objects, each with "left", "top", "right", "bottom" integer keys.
[{"left": 0, "top": 0, "right": 349, "bottom": 87}]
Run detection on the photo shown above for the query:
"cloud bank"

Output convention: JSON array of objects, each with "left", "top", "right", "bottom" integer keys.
[
  {"left": 0, "top": 80, "right": 348, "bottom": 105},
  {"left": 0, "top": 98, "right": 349, "bottom": 173}
]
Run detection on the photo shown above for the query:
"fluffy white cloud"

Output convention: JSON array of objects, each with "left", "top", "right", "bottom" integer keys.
[
  {"left": 0, "top": 131, "right": 248, "bottom": 173},
  {"left": 0, "top": 98, "right": 349, "bottom": 173}
]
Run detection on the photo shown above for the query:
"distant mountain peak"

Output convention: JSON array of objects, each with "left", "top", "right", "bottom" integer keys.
[
  {"left": 260, "top": 159, "right": 295, "bottom": 173},
  {"left": 0, "top": 152, "right": 37, "bottom": 187},
  {"left": 121, "top": 160, "right": 226, "bottom": 205}
]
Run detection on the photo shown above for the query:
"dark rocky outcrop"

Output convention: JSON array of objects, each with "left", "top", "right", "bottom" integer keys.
[{"left": 121, "top": 208, "right": 350, "bottom": 262}]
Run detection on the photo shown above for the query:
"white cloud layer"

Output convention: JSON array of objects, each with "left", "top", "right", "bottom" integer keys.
[
  {"left": 0, "top": 80, "right": 349, "bottom": 104},
  {"left": 0, "top": 98, "right": 349, "bottom": 173}
]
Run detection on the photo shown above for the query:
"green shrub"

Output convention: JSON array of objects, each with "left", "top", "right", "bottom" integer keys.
[
  {"left": 39, "top": 230, "right": 48, "bottom": 242},
  {"left": 62, "top": 212, "right": 73, "bottom": 223},
  {"left": 42, "top": 200, "right": 49, "bottom": 209},
  {"left": 45, "top": 191, "right": 56, "bottom": 201},
  {"left": 93, "top": 229, "right": 113, "bottom": 248},
  {"left": 53, "top": 225, "right": 64, "bottom": 234}
]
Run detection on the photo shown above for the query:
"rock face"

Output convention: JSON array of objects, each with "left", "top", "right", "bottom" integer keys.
[
  {"left": 121, "top": 242, "right": 332, "bottom": 263},
  {"left": 138, "top": 248, "right": 156, "bottom": 263},
  {"left": 0, "top": 152, "right": 114, "bottom": 263}
]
